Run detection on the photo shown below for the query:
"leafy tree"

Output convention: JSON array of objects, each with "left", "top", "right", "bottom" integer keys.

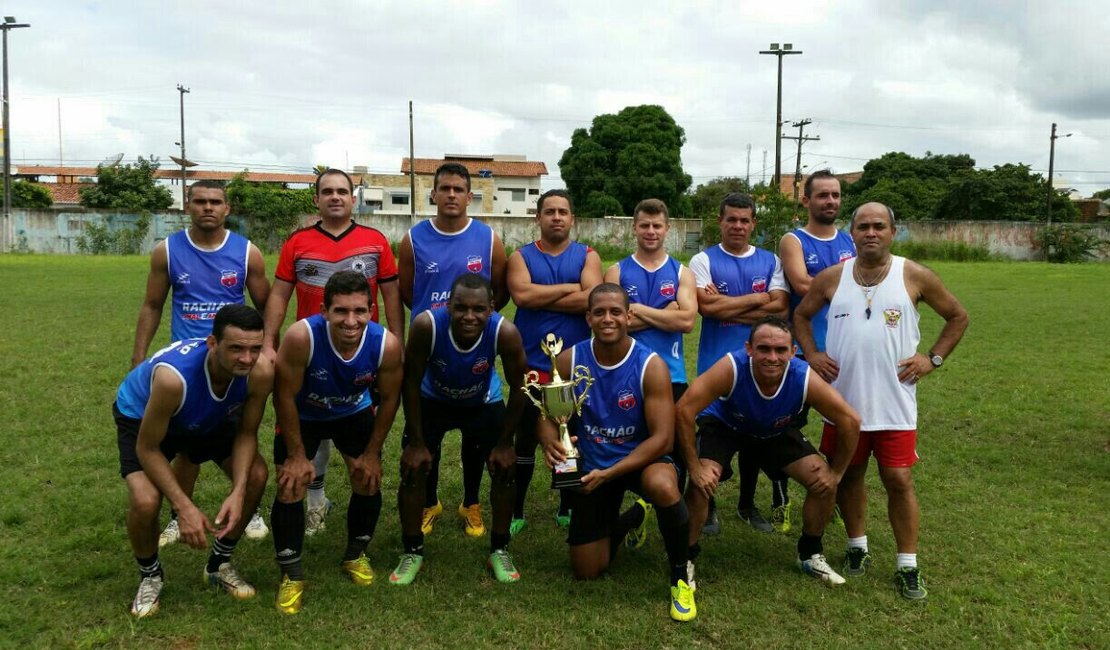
[
  {"left": 688, "top": 177, "right": 750, "bottom": 221},
  {"left": 78, "top": 156, "right": 173, "bottom": 212},
  {"left": 1091, "top": 188, "right": 1110, "bottom": 200},
  {"left": 226, "top": 172, "right": 316, "bottom": 251},
  {"left": 558, "top": 105, "right": 692, "bottom": 218},
  {"left": 697, "top": 182, "right": 794, "bottom": 249},
  {"left": 1, "top": 180, "right": 53, "bottom": 208},
  {"left": 843, "top": 151, "right": 974, "bottom": 220},
  {"left": 935, "top": 163, "right": 1078, "bottom": 222}
]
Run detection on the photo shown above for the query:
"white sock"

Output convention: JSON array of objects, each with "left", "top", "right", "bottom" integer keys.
[
  {"left": 307, "top": 486, "right": 326, "bottom": 510},
  {"left": 896, "top": 553, "right": 917, "bottom": 569},
  {"left": 847, "top": 536, "right": 868, "bottom": 551}
]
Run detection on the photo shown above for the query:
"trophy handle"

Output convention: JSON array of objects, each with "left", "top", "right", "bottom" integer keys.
[
  {"left": 521, "top": 371, "right": 545, "bottom": 411},
  {"left": 570, "top": 365, "right": 595, "bottom": 413}
]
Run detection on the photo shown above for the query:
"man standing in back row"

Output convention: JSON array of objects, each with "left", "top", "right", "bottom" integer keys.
[{"left": 795, "top": 202, "right": 968, "bottom": 600}]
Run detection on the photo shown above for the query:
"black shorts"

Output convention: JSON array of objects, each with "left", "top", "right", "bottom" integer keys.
[
  {"left": 565, "top": 459, "right": 677, "bottom": 546},
  {"left": 115, "top": 402, "right": 236, "bottom": 479},
  {"left": 273, "top": 407, "right": 375, "bottom": 465},
  {"left": 402, "top": 398, "right": 505, "bottom": 458},
  {"left": 696, "top": 416, "right": 817, "bottom": 482},
  {"left": 671, "top": 382, "right": 688, "bottom": 403}
]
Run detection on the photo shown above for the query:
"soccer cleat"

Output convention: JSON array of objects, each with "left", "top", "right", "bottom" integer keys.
[
  {"left": 305, "top": 498, "right": 333, "bottom": 537},
  {"left": 625, "top": 499, "right": 653, "bottom": 550},
  {"left": 244, "top": 510, "right": 268, "bottom": 540},
  {"left": 389, "top": 553, "right": 425, "bottom": 586},
  {"left": 555, "top": 510, "right": 572, "bottom": 529},
  {"left": 509, "top": 517, "right": 527, "bottom": 538},
  {"left": 458, "top": 503, "right": 486, "bottom": 538},
  {"left": 341, "top": 553, "right": 375, "bottom": 587},
  {"left": 130, "top": 575, "right": 163, "bottom": 619},
  {"left": 487, "top": 549, "right": 521, "bottom": 583},
  {"left": 737, "top": 507, "right": 773, "bottom": 533},
  {"left": 844, "top": 548, "right": 872, "bottom": 577},
  {"left": 158, "top": 519, "right": 180, "bottom": 548},
  {"left": 770, "top": 501, "right": 792, "bottom": 534},
  {"left": 798, "top": 553, "right": 846, "bottom": 586},
  {"left": 669, "top": 579, "right": 697, "bottom": 622},
  {"left": 895, "top": 567, "right": 928, "bottom": 600},
  {"left": 421, "top": 501, "right": 444, "bottom": 535},
  {"left": 204, "top": 562, "right": 256, "bottom": 600},
  {"left": 702, "top": 505, "right": 721, "bottom": 537},
  {"left": 276, "top": 575, "right": 305, "bottom": 615}
]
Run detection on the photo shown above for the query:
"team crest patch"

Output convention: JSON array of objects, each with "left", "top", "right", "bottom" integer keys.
[
  {"left": 353, "top": 370, "right": 376, "bottom": 386},
  {"left": 472, "top": 357, "right": 490, "bottom": 375},
  {"left": 883, "top": 308, "right": 902, "bottom": 329},
  {"left": 351, "top": 258, "right": 367, "bottom": 273},
  {"left": 466, "top": 255, "right": 483, "bottom": 273},
  {"left": 774, "top": 415, "right": 792, "bottom": 429},
  {"left": 660, "top": 281, "right": 676, "bottom": 298},
  {"left": 618, "top": 390, "right": 636, "bottom": 411},
  {"left": 839, "top": 250, "right": 855, "bottom": 262},
  {"left": 220, "top": 270, "right": 238, "bottom": 288},
  {"left": 304, "top": 264, "right": 318, "bottom": 277},
  {"left": 751, "top": 276, "right": 767, "bottom": 292}
]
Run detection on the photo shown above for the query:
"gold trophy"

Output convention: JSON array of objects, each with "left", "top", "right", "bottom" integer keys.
[{"left": 522, "top": 333, "right": 594, "bottom": 489}]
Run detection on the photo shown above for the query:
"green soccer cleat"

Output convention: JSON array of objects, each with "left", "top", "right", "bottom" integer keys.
[
  {"left": 770, "top": 501, "right": 792, "bottom": 534},
  {"left": 624, "top": 499, "right": 653, "bottom": 550},
  {"left": 341, "top": 553, "right": 374, "bottom": 587},
  {"left": 389, "top": 553, "right": 425, "bottom": 586},
  {"left": 843, "top": 548, "right": 872, "bottom": 577},
  {"left": 487, "top": 549, "right": 521, "bottom": 583},
  {"left": 669, "top": 579, "right": 697, "bottom": 622},
  {"left": 895, "top": 567, "right": 928, "bottom": 600},
  {"left": 555, "top": 510, "right": 572, "bottom": 529},
  {"left": 509, "top": 517, "right": 528, "bottom": 538}
]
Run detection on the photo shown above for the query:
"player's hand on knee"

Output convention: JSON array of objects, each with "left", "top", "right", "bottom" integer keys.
[
  {"left": 278, "top": 455, "right": 315, "bottom": 496},
  {"left": 579, "top": 469, "right": 609, "bottom": 494},
  {"left": 690, "top": 460, "right": 720, "bottom": 498},
  {"left": 352, "top": 452, "right": 382, "bottom": 494},
  {"left": 487, "top": 443, "right": 516, "bottom": 475},
  {"left": 400, "top": 444, "right": 432, "bottom": 477}
]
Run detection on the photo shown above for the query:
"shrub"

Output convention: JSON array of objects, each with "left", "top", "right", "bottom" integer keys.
[{"left": 1037, "top": 224, "right": 1109, "bottom": 263}]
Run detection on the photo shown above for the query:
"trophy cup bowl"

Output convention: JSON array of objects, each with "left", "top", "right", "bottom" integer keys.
[{"left": 522, "top": 334, "right": 594, "bottom": 489}]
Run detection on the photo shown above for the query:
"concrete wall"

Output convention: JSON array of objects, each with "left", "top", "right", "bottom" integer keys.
[{"left": 897, "top": 220, "right": 1110, "bottom": 261}]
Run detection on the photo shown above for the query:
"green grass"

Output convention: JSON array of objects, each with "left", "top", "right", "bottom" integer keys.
[{"left": 1, "top": 255, "right": 1108, "bottom": 648}]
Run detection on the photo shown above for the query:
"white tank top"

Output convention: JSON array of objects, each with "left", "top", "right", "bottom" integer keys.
[{"left": 826, "top": 256, "right": 920, "bottom": 430}]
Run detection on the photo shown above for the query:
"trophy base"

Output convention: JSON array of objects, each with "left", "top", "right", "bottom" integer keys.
[{"left": 551, "top": 457, "right": 583, "bottom": 490}]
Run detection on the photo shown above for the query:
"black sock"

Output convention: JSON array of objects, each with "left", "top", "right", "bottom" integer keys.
[
  {"left": 490, "top": 532, "right": 510, "bottom": 553},
  {"left": 344, "top": 493, "right": 382, "bottom": 561},
  {"left": 771, "top": 477, "right": 790, "bottom": 509},
  {"left": 656, "top": 501, "right": 691, "bottom": 586},
  {"left": 402, "top": 533, "right": 425, "bottom": 556},
  {"left": 738, "top": 456, "right": 758, "bottom": 511},
  {"left": 557, "top": 489, "right": 571, "bottom": 517},
  {"left": 513, "top": 456, "right": 535, "bottom": 519},
  {"left": 461, "top": 434, "right": 484, "bottom": 507},
  {"left": 206, "top": 536, "right": 240, "bottom": 573},
  {"left": 136, "top": 553, "right": 162, "bottom": 579},
  {"left": 271, "top": 499, "right": 305, "bottom": 580},
  {"left": 798, "top": 533, "right": 823, "bottom": 560},
  {"left": 688, "top": 542, "right": 701, "bottom": 562},
  {"left": 425, "top": 446, "right": 442, "bottom": 508},
  {"left": 307, "top": 474, "right": 325, "bottom": 492},
  {"left": 169, "top": 508, "right": 178, "bottom": 521},
  {"left": 608, "top": 500, "right": 647, "bottom": 557}
]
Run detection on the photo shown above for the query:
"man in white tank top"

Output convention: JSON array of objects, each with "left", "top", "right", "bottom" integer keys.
[{"left": 793, "top": 202, "right": 968, "bottom": 600}]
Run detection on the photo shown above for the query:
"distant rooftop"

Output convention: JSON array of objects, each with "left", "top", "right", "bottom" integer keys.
[{"left": 402, "top": 155, "right": 548, "bottom": 178}]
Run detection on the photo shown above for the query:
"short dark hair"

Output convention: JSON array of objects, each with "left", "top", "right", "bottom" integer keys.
[
  {"left": 633, "top": 198, "right": 669, "bottom": 223},
  {"left": 748, "top": 315, "right": 792, "bottom": 344},
  {"left": 315, "top": 168, "right": 354, "bottom": 195},
  {"left": 187, "top": 180, "right": 227, "bottom": 202},
  {"left": 434, "top": 162, "right": 471, "bottom": 191},
  {"left": 803, "top": 169, "right": 839, "bottom": 198},
  {"left": 212, "top": 304, "right": 263, "bottom": 340},
  {"left": 323, "top": 270, "right": 371, "bottom": 309},
  {"left": 850, "top": 202, "right": 896, "bottom": 227},
  {"left": 537, "top": 189, "right": 574, "bottom": 214},
  {"left": 719, "top": 192, "right": 757, "bottom": 218},
  {"left": 587, "top": 282, "right": 630, "bottom": 310},
  {"left": 450, "top": 273, "right": 494, "bottom": 302}
]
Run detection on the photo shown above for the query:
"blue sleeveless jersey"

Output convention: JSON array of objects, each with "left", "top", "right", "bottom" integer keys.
[
  {"left": 419, "top": 307, "right": 504, "bottom": 405},
  {"left": 409, "top": 218, "right": 494, "bottom": 320},
  {"left": 514, "top": 241, "right": 592, "bottom": 371},
  {"left": 788, "top": 228, "right": 855, "bottom": 354},
  {"left": 116, "top": 339, "right": 248, "bottom": 437},
  {"left": 571, "top": 339, "right": 657, "bottom": 473},
  {"left": 295, "top": 314, "right": 386, "bottom": 421},
  {"left": 618, "top": 255, "right": 687, "bottom": 384},
  {"left": 166, "top": 230, "right": 251, "bottom": 341},
  {"left": 703, "top": 351, "right": 809, "bottom": 439},
  {"left": 696, "top": 245, "right": 780, "bottom": 375}
]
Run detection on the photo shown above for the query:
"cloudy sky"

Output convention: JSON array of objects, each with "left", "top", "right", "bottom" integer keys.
[{"left": 7, "top": 0, "right": 1108, "bottom": 194}]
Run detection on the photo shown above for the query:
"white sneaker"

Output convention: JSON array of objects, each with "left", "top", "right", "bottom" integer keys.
[
  {"left": 305, "top": 499, "right": 333, "bottom": 537},
  {"left": 244, "top": 511, "right": 268, "bottom": 540},
  {"left": 204, "top": 562, "right": 256, "bottom": 600},
  {"left": 798, "top": 553, "right": 846, "bottom": 586},
  {"left": 158, "top": 519, "right": 180, "bottom": 548},
  {"left": 130, "top": 575, "right": 163, "bottom": 618}
]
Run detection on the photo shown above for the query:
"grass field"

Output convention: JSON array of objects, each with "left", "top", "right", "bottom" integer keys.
[{"left": 0, "top": 254, "right": 1108, "bottom": 649}]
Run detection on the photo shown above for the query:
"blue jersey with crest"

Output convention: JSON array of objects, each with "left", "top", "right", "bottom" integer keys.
[
  {"left": 617, "top": 255, "right": 686, "bottom": 384},
  {"left": 295, "top": 314, "right": 386, "bottom": 421},
  {"left": 419, "top": 306, "right": 504, "bottom": 405},
  {"left": 116, "top": 339, "right": 247, "bottom": 437},
  {"left": 703, "top": 351, "right": 809, "bottom": 439},
  {"left": 409, "top": 218, "right": 494, "bottom": 320},
  {"left": 571, "top": 339, "right": 657, "bottom": 473},
  {"left": 695, "top": 245, "right": 780, "bottom": 375},
  {"left": 514, "top": 241, "right": 592, "bottom": 372},
  {"left": 787, "top": 228, "right": 855, "bottom": 353},
  {"left": 166, "top": 230, "right": 251, "bottom": 341}
]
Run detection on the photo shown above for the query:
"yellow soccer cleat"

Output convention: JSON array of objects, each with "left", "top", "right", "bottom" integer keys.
[
  {"left": 276, "top": 575, "right": 305, "bottom": 615},
  {"left": 458, "top": 503, "right": 486, "bottom": 538},
  {"left": 341, "top": 553, "right": 375, "bottom": 587}
]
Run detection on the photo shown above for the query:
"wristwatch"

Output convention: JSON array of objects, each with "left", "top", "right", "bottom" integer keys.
[{"left": 928, "top": 351, "right": 944, "bottom": 368}]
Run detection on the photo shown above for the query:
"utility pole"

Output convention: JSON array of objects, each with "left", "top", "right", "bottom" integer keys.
[
  {"left": 762, "top": 149, "right": 768, "bottom": 186},
  {"left": 177, "top": 84, "right": 189, "bottom": 209},
  {"left": 1045, "top": 122, "right": 1073, "bottom": 260},
  {"left": 57, "top": 98, "right": 63, "bottom": 165},
  {"left": 782, "top": 119, "right": 819, "bottom": 208},
  {"left": 745, "top": 144, "right": 752, "bottom": 188},
  {"left": 2, "top": 16, "right": 30, "bottom": 249},
  {"left": 408, "top": 100, "right": 416, "bottom": 221},
  {"left": 759, "top": 43, "right": 803, "bottom": 192}
]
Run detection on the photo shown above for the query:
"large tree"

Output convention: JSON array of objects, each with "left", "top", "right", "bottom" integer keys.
[
  {"left": 79, "top": 156, "right": 173, "bottom": 212},
  {"left": 558, "top": 105, "right": 692, "bottom": 218},
  {"left": 2, "top": 180, "right": 53, "bottom": 208},
  {"left": 843, "top": 152, "right": 974, "bottom": 221},
  {"left": 935, "top": 163, "right": 1078, "bottom": 222}
]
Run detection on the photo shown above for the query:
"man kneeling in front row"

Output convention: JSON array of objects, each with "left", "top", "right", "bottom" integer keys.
[
  {"left": 677, "top": 316, "right": 860, "bottom": 586},
  {"left": 540, "top": 283, "right": 696, "bottom": 622}
]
